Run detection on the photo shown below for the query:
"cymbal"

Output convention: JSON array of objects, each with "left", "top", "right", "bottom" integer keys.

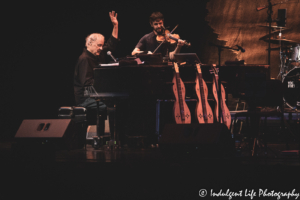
[
  {"left": 263, "top": 38, "right": 298, "bottom": 45},
  {"left": 290, "top": 62, "right": 300, "bottom": 67},
  {"left": 258, "top": 25, "right": 286, "bottom": 29},
  {"left": 266, "top": 47, "right": 291, "bottom": 51},
  {"left": 259, "top": 29, "right": 291, "bottom": 40}
]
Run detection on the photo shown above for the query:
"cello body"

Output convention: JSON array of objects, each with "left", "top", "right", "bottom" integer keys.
[
  {"left": 195, "top": 63, "right": 214, "bottom": 123},
  {"left": 211, "top": 64, "right": 231, "bottom": 129},
  {"left": 172, "top": 63, "right": 191, "bottom": 124}
]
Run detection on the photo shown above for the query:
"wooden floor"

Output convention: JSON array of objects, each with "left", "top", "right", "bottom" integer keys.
[{"left": 1, "top": 136, "right": 300, "bottom": 199}]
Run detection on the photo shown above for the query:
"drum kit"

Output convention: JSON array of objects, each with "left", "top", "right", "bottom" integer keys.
[{"left": 260, "top": 26, "right": 300, "bottom": 110}]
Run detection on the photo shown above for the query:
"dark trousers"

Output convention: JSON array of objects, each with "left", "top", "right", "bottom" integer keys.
[{"left": 78, "top": 98, "right": 114, "bottom": 137}]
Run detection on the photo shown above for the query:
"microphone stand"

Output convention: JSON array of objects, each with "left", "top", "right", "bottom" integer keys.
[
  {"left": 209, "top": 43, "right": 244, "bottom": 124},
  {"left": 209, "top": 43, "right": 241, "bottom": 66},
  {"left": 267, "top": 0, "right": 273, "bottom": 66}
]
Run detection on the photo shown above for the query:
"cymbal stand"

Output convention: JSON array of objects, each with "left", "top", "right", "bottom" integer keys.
[
  {"left": 257, "top": 0, "right": 289, "bottom": 67},
  {"left": 277, "top": 28, "right": 287, "bottom": 80},
  {"left": 267, "top": 0, "right": 273, "bottom": 66}
]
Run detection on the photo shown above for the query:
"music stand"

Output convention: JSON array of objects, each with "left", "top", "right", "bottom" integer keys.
[
  {"left": 244, "top": 73, "right": 283, "bottom": 110},
  {"left": 135, "top": 53, "right": 163, "bottom": 65},
  {"left": 173, "top": 53, "right": 201, "bottom": 64}
]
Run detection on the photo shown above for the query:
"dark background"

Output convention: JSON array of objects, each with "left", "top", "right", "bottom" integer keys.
[
  {"left": 3, "top": 0, "right": 292, "bottom": 139},
  {"left": 1, "top": 2, "right": 299, "bottom": 198},
  {"left": 1, "top": 0, "right": 217, "bottom": 138}
]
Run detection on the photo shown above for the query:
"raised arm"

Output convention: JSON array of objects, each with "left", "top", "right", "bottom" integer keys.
[{"left": 109, "top": 11, "right": 118, "bottom": 39}]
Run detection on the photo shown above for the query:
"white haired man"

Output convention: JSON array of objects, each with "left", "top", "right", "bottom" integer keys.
[{"left": 74, "top": 11, "right": 119, "bottom": 138}]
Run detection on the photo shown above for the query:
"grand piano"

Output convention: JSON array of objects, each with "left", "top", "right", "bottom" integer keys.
[
  {"left": 94, "top": 63, "right": 270, "bottom": 99},
  {"left": 93, "top": 61, "right": 270, "bottom": 143}
]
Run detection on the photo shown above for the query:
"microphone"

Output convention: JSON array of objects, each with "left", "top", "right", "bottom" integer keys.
[
  {"left": 107, "top": 51, "right": 117, "bottom": 62},
  {"left": 236, "top": 45, "right": 245, "bottom": 53}
]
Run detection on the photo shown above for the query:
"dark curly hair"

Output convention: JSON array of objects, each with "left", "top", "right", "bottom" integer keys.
[{"left": 149, "top": 12, "right": 164, "bottom": 24}]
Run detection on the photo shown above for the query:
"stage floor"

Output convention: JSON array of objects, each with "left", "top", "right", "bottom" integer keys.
[
  {"left": 1, "top": 137, "right": 300, "bottom": 200},
  {"left": 1, "top": 107, "right": 300, "bottom": 199}
]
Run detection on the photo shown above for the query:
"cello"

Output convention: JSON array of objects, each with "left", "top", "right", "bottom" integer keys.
[
  {"left": 195, "top": 63, "right": 214, "bottom": 123},
  {"left": 211, "top": 64, "right": 231, "bottom": 129},
  {"left": 172, "top": 62, "right": 191, "bottom": 124}
]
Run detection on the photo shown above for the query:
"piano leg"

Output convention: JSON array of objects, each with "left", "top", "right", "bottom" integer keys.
[
  {"left": 107, "top": 104, "right": 119, "bottom": 149},
  {"left": 107, "top": 106, "right": 115, "bottom": 142},
  {"left": 96, "top": 100, "right": 105, "bottom": 147},
  {"left": 113, "top": 105, "right": 117, "bottom": 144},
  {"left": 156, "top": 100, "right": 161, "bottom": 140}
]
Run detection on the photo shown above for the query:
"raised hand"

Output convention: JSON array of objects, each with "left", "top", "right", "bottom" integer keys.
[{"left": 109, "top": 11, "right": 118, "bottom": 26}]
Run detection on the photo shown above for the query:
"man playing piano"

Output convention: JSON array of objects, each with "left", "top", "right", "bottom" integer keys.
[
  {"left": 131, "top": 11, "right": 185, "bottom": 60},
  {"left": 74, "top": 11, "right": 119, "bottom": 136}
]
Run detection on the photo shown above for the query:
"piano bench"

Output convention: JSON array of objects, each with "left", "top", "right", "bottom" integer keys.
[
  {"left": 58, "top": 106, "right": 89, "bottom": 149},
  {"left": 73, "top": 107, "right": 87, "bottom": 122},
  {"left": 58, "top": 107, "right": 73, "bottom": 119},
  {"left": 58, "top": 106, "right": 87, "bottom": 121}
]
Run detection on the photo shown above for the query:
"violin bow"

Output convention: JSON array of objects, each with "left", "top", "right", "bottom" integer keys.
[{"left": 152, "top": 24, "right": 179, "bottom": 54}]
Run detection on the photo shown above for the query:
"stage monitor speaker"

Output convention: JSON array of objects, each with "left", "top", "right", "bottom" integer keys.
[
  {"left": 15, "top": 119, "right": 81, "bottom": 149},
  {"left": 159, "top": 123, "right": 235, "bottom": 158}
]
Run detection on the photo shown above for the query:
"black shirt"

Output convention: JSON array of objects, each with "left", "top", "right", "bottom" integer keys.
[
  {"left": 74, "top": 35, "right": 119, "bottom": 105},
  {"left": 135, "top": 32, "right": 176, "bottom": 56}
]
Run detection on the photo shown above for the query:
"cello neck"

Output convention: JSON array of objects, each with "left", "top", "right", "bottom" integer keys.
[
  {"left": 174, "top": 62, "right": 185, "bottom": 121},
  {"left": 211, "top": 64, "right": 219, "bottom": 91},
  {"left": 196, "top": 63, "right": 202, "bottom": 74},
  {"left": 196, "top": 63, "right": 208, "bottom": 121}
]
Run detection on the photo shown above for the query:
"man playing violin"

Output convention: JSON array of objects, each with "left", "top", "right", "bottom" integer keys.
[{"left": 131, "top": 12, "right": 185, "bottom": 60}]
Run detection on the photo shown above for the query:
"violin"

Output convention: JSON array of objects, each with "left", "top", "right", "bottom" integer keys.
[
  {"left": 165, "top": 33, "right": 191, "bottom": 47},
  {"left": 211, "top": 64, "right": 231, "bottom": 129},
  {"left": 195, "top": 63, "right": 213, "bottom": 123},
  {"left": 156, "top": 29, "right": 180, "bottom": 44},
  {"left": 156, "top": 30, "right": 191, "bottom": 47},
  {"left": 172, "top": 62, "right": 191, "bottom": 124},
  {"left": 153, "top": 25, "right": 191, "bottom": 54}
]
